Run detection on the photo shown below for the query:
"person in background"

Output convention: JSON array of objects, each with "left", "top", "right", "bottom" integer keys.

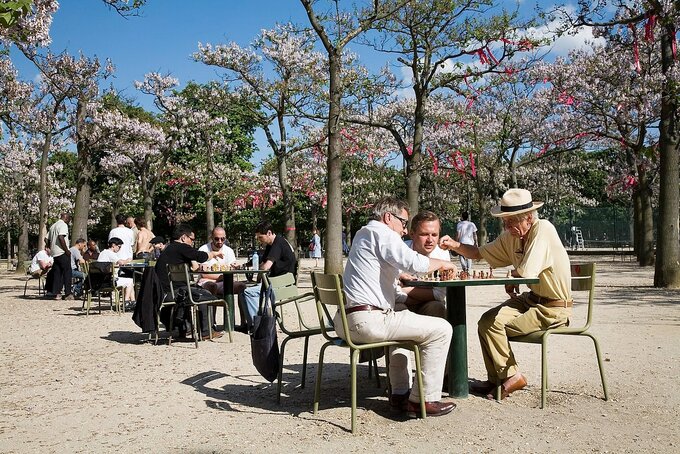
[
  {"left": 239, "top": 220, "right": 296, "bottom": 328},
  {"left": 340, "top": 197, "right": 456, "bottom": 418},
  {"left": 455, "top": 211, "right": 478, "bottom": 273},
  {"left": 310, "top": 228, "right": 322, "bottom": 267},
  {"left": 46, "top": 212, "right": 73, "bottom": 300},
  {"left": 134, "top": 217, "right": 154, "bottom": 259},
  {"left": 69, "top": 238, "right": 87, "bottom": 297},
  {"left": 98, "top": 237, "right": 135, "bottom": 308},
  {"left": 440, "top": 188, "right": 572, "bottom": 400},
  {"left": 109, "top": 214, "right": 134, "bottom": 261},
  {"left": 154, "top": 224, "right": 224, "bottom": 340},
  {"left": 82, "top": 239, "right": 100, "bottom": 262},
  {"left": 126, "top": 216, "right": 139, "bottom": 253},
  {"left": 29, "top": 243, "right": 53, "bottom": 277},
  {"left": 197, "top": 226, "right": 240, "bottom": 296},
  {"left": 149, "top": 236, "right": 166, "bottom": 260}
]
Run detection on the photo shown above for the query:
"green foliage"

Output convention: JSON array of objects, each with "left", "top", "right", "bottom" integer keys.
[{"left": 0, "top": 0, "right": 32, "bottom": 28}]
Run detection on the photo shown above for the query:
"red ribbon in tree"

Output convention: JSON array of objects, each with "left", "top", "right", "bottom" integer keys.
[{"left": 628, "top": 23, "right": 642, "bottom": 73}]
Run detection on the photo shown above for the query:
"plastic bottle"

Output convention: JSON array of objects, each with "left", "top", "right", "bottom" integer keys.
[{"left": 251, "top": 250, "right": 259, "bottom": 271}]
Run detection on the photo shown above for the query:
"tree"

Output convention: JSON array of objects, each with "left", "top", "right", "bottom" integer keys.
[
  {"left": 195, "top": 23, "right": 325, "bottom": 249},
  {"left": 550, "top": 0, "right": 680, "bottom": 287}
]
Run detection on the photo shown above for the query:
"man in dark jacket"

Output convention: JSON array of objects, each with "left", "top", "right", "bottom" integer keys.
[{"left": 154, "top": 224, "right": 223, "bottom": 339}]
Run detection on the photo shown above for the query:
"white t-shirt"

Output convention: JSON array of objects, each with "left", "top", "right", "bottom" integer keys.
[
  {"left": 29, "top": 250, "right": 53, "bottom": 274},
  {"left": 198, "top": 243, "right": 236, "bottom": 267},
  {"left": 97, "top": 248, "right": 120, "bottom": 264},
  {"left": 108, "top": 226, "right": 134, "bottom": 260},
  {"left": 48, "top": 219, "right": 69, "bottom": 257},
  {"left": 456, "top": 220, "right": 478, "bottom": 245}
]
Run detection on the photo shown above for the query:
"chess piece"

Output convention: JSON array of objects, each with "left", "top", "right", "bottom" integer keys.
[{"left": 489, "top": 267, "right": 494, "bottom": 278}]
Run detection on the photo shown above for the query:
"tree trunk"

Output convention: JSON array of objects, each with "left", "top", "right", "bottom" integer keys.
[
  {"left": 72, "top": 99, "right": 92, "bottom": 244},
  {"left": 37, "top": 132, "right": 52, "bottom": 250},
  {"left": 206, "top": 192, "right": 215, "bottom": 237},
  {"left": 325, "top": 52, "right": 343, "bottom": 274},
  {"left": 654, "top": 27, "right": 680, "bottom": 288},
  {"left": 16, "top": 217, "right": 29, "bottom": 274},
  {"left": 276, "top": 153, "right": 297, "bottom": 248},
  {"left": 632, "top": 170, "right": 654, "bottom": 266}
]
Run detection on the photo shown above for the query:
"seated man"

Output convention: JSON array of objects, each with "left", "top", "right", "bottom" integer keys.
[
  {"left": 240, "top": 220, "right": 296, "bottom": 328},
  {"left": 197, "top": 226, "right": 239, "bottom": 296},
  {"left": 397, "top": 210, "right": 450, "bottom": 318},
  {"left": 339, "top": 197, "right": 457, "bottom": 418},
  {"left": 154, "top": 224, "right": 224, "bottom": 340},
  {"left": 69, "top": 238, "right": 87, "bottom": 297},
  {"left": 440, "top": 188, "right": 572, "bottom": 400},
  {"left": 97, "top": 237, "right": 135, "bottom": 307},
  {"left": 82, "top": 239, "right": 100, "bottom": 261},
  {"left": 29, "top": 244, "right": 53, "bottom": 278}
]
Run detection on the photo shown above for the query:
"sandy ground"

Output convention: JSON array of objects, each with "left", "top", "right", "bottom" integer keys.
[{"left": 1, "top": 256, "right": 679, "bottom": 453}]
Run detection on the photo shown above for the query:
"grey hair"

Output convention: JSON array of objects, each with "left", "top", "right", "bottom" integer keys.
[
  {"left": 371, "top": 197, "right": 410, "bottom": 221},
  {"left": 503, "top": 210, "right": 539, "bottom": 225}
]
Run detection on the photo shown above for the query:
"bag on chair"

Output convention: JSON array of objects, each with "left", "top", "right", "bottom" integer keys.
[{"left": 250, "top": 282, "right": 280, "bottom": 382}]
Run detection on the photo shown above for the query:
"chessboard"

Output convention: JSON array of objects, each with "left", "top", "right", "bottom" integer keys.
[{"left": 418, "top": 268, "right": 513, "bottom": 282}]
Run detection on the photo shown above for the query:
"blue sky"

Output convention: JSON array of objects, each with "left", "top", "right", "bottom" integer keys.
[{"left": 12, "top": 1, "right": 593, "bottom": 164}]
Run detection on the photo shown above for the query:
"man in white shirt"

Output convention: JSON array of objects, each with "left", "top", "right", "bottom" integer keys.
[
  {"left": 29, "top": 245, "right": 53, "bottom": 277},
  {"left": 455, "top": 211, "right": 478, "bottom": 272},
  {"left": 108, "top": 214, "right": 134, "bottom": 261},
  {"left": 47, "top": 212, "right": 73, "bottom": 300},
  {"left": 339, "top": 197, "right": 457, "bottom": 418},
  {"left": 397, "top": 210, "right": 450, "bottom": 318},
  {"left": 98, "top": 237, "right": 135, "bottom": 305},
  {"left": 197, "top": 226, "right": 239, "bottom": 296}
]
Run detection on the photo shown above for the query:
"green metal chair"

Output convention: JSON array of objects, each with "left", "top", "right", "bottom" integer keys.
[
  {"left": 311, "top": 272, "right": 426, "bottom": 434},
  {"left": 263, "top": 273, "right": 324, "bottom": 404},
  {"left": 23, "top": 260, "right": 47, "bottom": 297},
  {"left": 167, "top": 263, "right": 233, "bottom": 348},
  {"left": 83, "top": 261, "right": 124, "bottom": 315},
  {"left": 508, "top": 262, "right": 609, "bottom": 408}
]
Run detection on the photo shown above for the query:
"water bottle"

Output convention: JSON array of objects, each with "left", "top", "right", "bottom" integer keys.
[{"left": 251, "top": 250, "right": 259, "bottom": 270}]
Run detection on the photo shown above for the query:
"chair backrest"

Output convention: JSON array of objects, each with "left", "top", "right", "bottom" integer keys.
[
  {"left": 265, "top": 273, "right": 298, "bottom": 301},
  {"left": 311, "top": 272, "right": 355, "bottom": 346},
  {"left": 23, "top": 260, "right": 33, "bottom": 275},
  {"left": 570, "top": 263, "right": 596, "bottom": 329},
  {"left": 265, "top": 272, "right": 315, "bottom": 330},
  {"left": 86, "top": 261, "right": 115, "bottom": 292},
  {"left": 167, "top": 263, "right": 191, "bottom": 302}
]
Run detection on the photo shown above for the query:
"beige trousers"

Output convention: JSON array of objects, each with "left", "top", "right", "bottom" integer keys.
[
  {"left": 478, "top": 293, "right": 571, "bottom": 382},
  {"left": 335, "top": 309, "right": 452, "bottom": 402}
]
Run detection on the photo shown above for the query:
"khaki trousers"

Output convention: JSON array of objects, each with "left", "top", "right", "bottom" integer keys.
[
  {"left": 335, "top": 309, "right": 452, "bottom": 402},
  {"left": 478, "top": 293, "right": 570, "bottom": 382}
]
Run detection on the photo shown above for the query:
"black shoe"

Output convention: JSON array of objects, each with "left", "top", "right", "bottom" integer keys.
[{"left": 389, "top": 390, "right": 410, "bottom": 412}]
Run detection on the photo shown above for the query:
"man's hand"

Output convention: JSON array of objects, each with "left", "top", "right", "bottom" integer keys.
[
  {"left": 210, "top": 250, "right": 224, "bottom": 260},
  {"left": 399, "top": 272, "right": 416, "bottom": 283},
  {"left": 505, "top": 284, "right": 520, "bottom": 298},
  {"left": 439, "top": 235, "right": 460, "bottom": 251}
]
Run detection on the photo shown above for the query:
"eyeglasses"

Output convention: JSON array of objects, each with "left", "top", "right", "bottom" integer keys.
[
  {"left": 184, "top": 235, "right": 195, "bottom": 244},
  {"left": 391, "top": 213, "right": 408, "bottom": 229},
  {"left": 214, "top": 237, "right": 226, "bottom": 242}
]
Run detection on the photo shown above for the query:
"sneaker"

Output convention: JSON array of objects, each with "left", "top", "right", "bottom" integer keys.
[
  {"left": 124, "top": 301, "right": 136, "bottom": 311},
  {"left": 63, "top": 294, "right": 75, "bottom": 301}
]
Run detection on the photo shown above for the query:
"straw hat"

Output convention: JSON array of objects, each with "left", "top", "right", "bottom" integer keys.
[{"left": 490, "top": 188, "right": 544, "bottom": 218}]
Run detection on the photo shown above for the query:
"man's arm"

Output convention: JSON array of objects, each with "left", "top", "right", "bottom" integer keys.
[
  {"left": 439, "top": 235, "right": 482, "bottom": 259},
  {"left": 58, "top": 235, "right": 70, "bottom": 256}
]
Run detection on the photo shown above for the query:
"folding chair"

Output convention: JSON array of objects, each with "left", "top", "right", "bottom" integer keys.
[
  {"left": 83, "top": 261, "right": 124, "bottom": 315},
  {"left": 507, "top": 262, "right": 609, "bottom": 408},
  {"left": 311, "top": 272, "right": 426, "bottom": 433}
]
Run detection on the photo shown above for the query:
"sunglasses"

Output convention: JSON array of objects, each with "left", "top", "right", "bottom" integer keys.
[{"left": 214, "top": 237, "right": 226, "bottom": 241}]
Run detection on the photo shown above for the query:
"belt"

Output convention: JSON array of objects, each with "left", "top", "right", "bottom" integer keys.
[
  {"left": 528, "top": 292, "right": 573, "bottom": 308},
  {"left": 345, "top": 304, "right": 382, "bottom": 314}
]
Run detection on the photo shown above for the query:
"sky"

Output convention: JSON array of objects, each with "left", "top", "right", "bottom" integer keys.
[{"left": 11, "top": 0, "right": 597, "bottom": 165}]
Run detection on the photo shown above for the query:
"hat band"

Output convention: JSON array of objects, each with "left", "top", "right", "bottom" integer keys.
[{"left": 500, "top": 201, "right": 534, "bottom": 213}]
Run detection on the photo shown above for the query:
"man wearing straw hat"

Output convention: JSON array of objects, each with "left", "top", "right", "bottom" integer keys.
[{"left": 440, "top": 188, "right": 572, "bottom": 400}]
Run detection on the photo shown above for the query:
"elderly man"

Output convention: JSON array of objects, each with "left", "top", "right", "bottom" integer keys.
[
  {"left": 397, "top": 210, "right": 450, "bottom": 318},
  {"left": 440, "top": 188, "right": 572, "bottom": 400},
  {"left": 340, "top": 197, "right": 457, "bottom": 418},
  {"left": 198, "top": 226, "right": 239, "bottom": 296}
]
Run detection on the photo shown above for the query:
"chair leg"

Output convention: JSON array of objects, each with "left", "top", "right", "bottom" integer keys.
[
  {"left": 191, "top": 306, "right": 199, "bottom": 349},
  {"left": 412, "top": 345, "right": 426, "bottom": 419},
  {"left": 541, "top": 335, "right": 550, "bottom": 409},
  {"left": 585, "top": 332, "right": 609, "bottom": 401},
  {"left": 23, "top": 279, "right": 29, "bottom": 297},
  {"left": 277, "top": 336, "right": 292, "bottom": 404},
  {"left": 301, "top": 336, "right": 310, "bottom": 388},
  {"left": 350, "top": 349, "right": 360, "bottom": 434},
  {"left": 313, "top": 343, "right": 330, "bottom": 414}
]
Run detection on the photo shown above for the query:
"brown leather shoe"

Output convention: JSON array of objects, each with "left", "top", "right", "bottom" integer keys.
[
  {"left": 389, "top": 391, "right": 410, "bottom": 412},
  {"left": 201, "top": 331, "right": 224, "bottom": 341},
  {"left": 487, "top": 373, "right": 527, "bottom": 400},
  {"left": 406, "top": 399, "right": 456, "bottom": 418}
]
